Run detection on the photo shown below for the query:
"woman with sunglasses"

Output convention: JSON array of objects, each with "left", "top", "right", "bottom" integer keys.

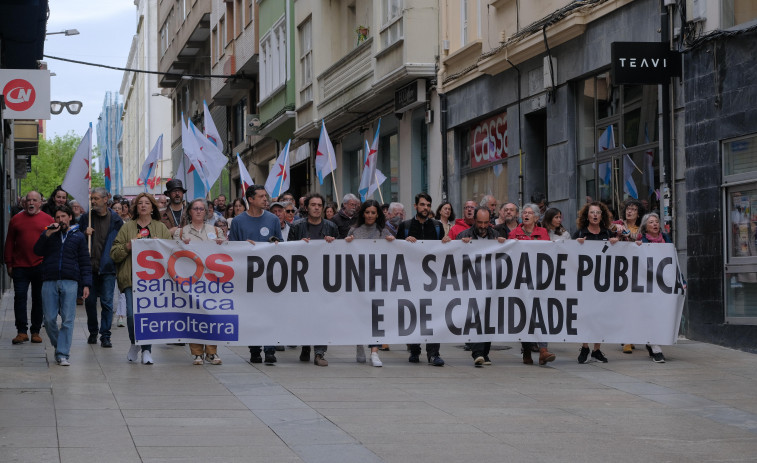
[
  {"left": 344, "top": 199, "right": 395, "bottom": 366},
  {"left": 174, "top": 198, "right": 227, "bottom": 365},
  {"left": 572, "top": 201, "right": 619, "bottom": 364}
]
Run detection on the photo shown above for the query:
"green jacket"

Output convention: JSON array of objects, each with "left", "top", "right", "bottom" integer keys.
[{"left": 110, "top": 219, "right": 172, "bottom": 291}]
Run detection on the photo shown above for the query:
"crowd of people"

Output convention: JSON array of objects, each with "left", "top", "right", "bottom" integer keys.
[{"left": 5, "top": 184, "right": 679, "bottom": 368}]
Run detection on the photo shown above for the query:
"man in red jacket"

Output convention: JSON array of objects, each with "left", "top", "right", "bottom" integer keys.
[
  {"left": 4, "top": 191, "right": 53, "bottom": 344},
  {"left": 448, "top": 200, "right": 477, "bottom": 240}
]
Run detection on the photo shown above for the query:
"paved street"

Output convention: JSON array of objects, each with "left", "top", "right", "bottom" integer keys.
[{"left": 1, "top": 291, "right": 756, "bottom": 462}]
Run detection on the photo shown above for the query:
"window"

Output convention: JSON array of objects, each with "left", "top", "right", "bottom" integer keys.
[
  {"left": 219, "top": 16, "right": 226, "bottom": 55},
  {"left": 577, "top": 73, "right": 659, "bottom": 214},
  {"left": 381, "top": 0, "right": 403, "bottom": 48},
  {"left": 235, "top": 0, "right": 243, "bottom": 36},
  {"left": 234, "top": 98, "right": 247, "bottom": 147},
  {"left": 226, "top": 2, "right": 234, "bottom": 45},
  {"left": 298, "top": 18, "right": 312, "bottom": 104},
  {"left": 260, "top": 16, "right": 287, "bottom": 100},
  {"left": 246, "top": 0, "right": 253, "bottom": 27},
  {"left": 723, "top": 134, "right": 757, "bottom": 324},
  {"left": 211, "top": 26, "right": 218, "bottom": 63},
  {"left": 721, "top": 0, "right": 757, "bottom": 28},
  {"left": 160, "top": 22, "right": 168, "bottom": 55}
]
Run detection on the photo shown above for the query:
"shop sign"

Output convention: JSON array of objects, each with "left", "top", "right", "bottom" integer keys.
[
  {"left": 611, "top": 42, "right": 681, "bottom": 85},
  {"left": 0, "top": 69, "right": 51, "bottom": 120},
  {"left": 394, "top": 80, "right": 426, "bottom": 114},
  {"left": 469, "top": 112, "right": 508, "bottom": 168}
]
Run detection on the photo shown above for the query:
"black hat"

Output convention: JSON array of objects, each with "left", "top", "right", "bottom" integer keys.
[{"left": 164, "top": 179, "right": 187, "bottom": 195}]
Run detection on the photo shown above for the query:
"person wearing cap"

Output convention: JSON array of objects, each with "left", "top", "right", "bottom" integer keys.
[
  {"left": 161, "top": 179, "right": 188, "bottom": 234},
  {"left": 269, "top": 201, "right": 290, "bottom": 241}
]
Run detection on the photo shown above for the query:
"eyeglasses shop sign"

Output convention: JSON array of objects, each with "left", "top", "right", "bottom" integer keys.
[
  {"left": 611, "top": 42, "right": 681, "bottom": 85},
  {"left": 0, "top": 70, "right": 51, "bottom": 120}
]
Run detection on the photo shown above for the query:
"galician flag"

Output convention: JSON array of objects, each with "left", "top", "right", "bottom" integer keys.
[
  {"left": 623, "top": 154, "right": 640, "bottom": 199},
  {"left": 237, "top": 153, "right": 254, "bottom": 194},
  {"left": 180, "top": 114, "right": 208, "bottom": 200},
  {"left": 139, "top": 134, "right": 163, "bottom": 192},
  {"left": 203, "top": 100, "right": 223, "bottom": 152},
  {"left": 358, "top": 119, "right": 381, "bottom": 201},
  {"left": 190, "top": 118, "right": 227, "bottom": 189},
  {"left": 315, "top": 120, "right": 337, "bottom": 185},
  {"left": 360, "top": 140, "right": 386, "bottom": 200},
  {"left": 61, "top": 124, "right": 92, "bottom": 213},
  {"left": 265, "top": 140, "right": 291, "bottom": 198}
]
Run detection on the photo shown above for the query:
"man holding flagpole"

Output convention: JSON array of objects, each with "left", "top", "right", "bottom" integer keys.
[{"left": 160, "top": 179, "right": 188, "bottom": 234}]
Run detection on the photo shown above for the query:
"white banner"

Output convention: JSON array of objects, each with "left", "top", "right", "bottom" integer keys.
[{"left": 131, "top": 239, "right": 686, "bottom": 346}]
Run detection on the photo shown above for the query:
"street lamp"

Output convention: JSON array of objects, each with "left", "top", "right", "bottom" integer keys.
[
  {"left": 151, "top": 93, "right": 171, "bottom": 98},
  {"left": 46, "top": 29, "right": 79, "bottom": 36}
]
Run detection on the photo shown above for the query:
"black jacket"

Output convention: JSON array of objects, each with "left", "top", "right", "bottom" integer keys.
[
  {"left": 288, "top": 218, "right": 339, "bottom": 241},
  {"left": 396, "top": 217, "right": 443, "bottom": 241},
  {"left": 79, "top": 210, "right": 124, "bottom": 274},
  {"left": 33, "top": 226, "right": 93, "bottom": 288}
]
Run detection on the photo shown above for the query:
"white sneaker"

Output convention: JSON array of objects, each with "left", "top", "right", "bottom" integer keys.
[
  {"left": 117, "top": 316, "right": 125, "bottom": 327},
  {"left": 370, "top": 352, "right": 383, "bottom": 367},
  {"left": 205, "top": 354, "right": 222, "bottom": 365},
  {"left": 356, "top": 345, "right": 366, "bottom": 363},
  {"left": 142, "top": 351, "right": 153, "bottom": 365},
  {"left": 58, "top": 357, "right": 70, "bottom": 366},
  {"left": 127, "top": 345, "right": 140, "bottom": 362},
  {"left": 193, "top": 355, "right": 204, "bottom": 365}
]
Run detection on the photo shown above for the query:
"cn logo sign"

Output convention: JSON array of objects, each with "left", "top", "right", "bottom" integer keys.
[{"left": 2, "top": 79, "right": 36, "bottom": 112}]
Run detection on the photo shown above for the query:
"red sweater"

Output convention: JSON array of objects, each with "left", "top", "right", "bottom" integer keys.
[
  {"left": 5, "top": 211, "right": 53, "bottom": 268},
  {"left": 508, "top": 224, "right": 550, "bottom": 241},
  {"left": 448, "top": 219, "right": 471, "bottom": 240}
]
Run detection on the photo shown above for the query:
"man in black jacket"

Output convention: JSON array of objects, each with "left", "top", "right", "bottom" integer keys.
[
  {"left": 329, "top": 193, "right": 360, "bottom": 238},
  {"left": 34, "top": 205, "right": 92, "bottom": 366},
  {"left": 81, "top": 187, "right": 124, "bottom": 348},
  {"left": 288, "top": 192, "right": 338, "bottom": 366},
  {"left": 397, "top": 193, "right": 450, "bottom": 367}
]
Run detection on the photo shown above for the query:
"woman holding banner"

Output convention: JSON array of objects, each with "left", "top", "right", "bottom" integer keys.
[
  {"left": 110, "top": 193, "right": 172, "bottom": 365},
  {"left": 345, "top": 199, "right": 395, "bottom": 367},
  {"left": 573, "top": 201, "right": 619, "bottom": 364},
  {"left": 508, "top": 204, "right": 556, "bottom": 366},
  {"left": 174, "top": 199, "right": 227, "bottom": 365},
  {"left": 634, "top": 212, "right": 682, "bottom": 363},
  {"left": 543, "top": 207, "right": 571, "bottom": 240}
]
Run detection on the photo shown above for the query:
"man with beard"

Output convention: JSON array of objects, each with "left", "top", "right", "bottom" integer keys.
[
  {"left": 329, "top": 193, "right": 360, "bottom": 238},
  {"left": 288, "top": 192, "right": 338, "bottom": 366},
  {"left": 160, "top": 179, "right": 188, "bottom": 234},
  {"left": 214, "top": 194, "right": 227, "bottom": 215},
  {"left": 448, "top": 200, "right": 477, "bottom": 240},
  {"left": 396, "top": 193, "right": 450, "bottom": 367},
  {"left": 4, "top": 191, "right": 53, "bottom": 345},
  {"left": 34, "top": 205, "right": 92, "bottom": 366},
  {"left": 456, "top": 207, "right": 506, "bottom": 366},
  {"left": 81, "top": 187, "right": 124, "bottom": 347}
]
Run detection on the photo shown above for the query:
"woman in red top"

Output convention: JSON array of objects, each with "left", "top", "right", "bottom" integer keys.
[{"left": 508, "top": 203, "right": 555, "bottom": 365}]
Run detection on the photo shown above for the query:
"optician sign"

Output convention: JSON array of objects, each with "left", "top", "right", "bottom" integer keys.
[
  {"left": 0, "top": 69, "right": 51, "bottom": 120},
  {"left": 469, "top": 111, "right": 508, "bottom": 168},
  {"left": 611, "top": 42, "right": 681, "bottom": 85}
]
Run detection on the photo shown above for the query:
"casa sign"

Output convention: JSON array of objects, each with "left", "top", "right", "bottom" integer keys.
[
  {"left": 0, "top": 70, "right": 51, "bottom": 120},
  {"left": 611, "top": 42, "right": 681, "bottom": 85},
  {"left": 468, "top": 111, "right": 508, "bottom": 168}
]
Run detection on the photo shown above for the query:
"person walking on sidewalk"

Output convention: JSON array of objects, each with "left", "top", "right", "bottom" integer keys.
[
  {"left": 396, "top": 193, "right": 450, "bottom": 367},
  {"left": 229, "top": 185, "right": 282, "bottom": 365},
  {"left": 344, "top": 199, "right": 396, "bottom": 367},
  {"left": 33, "top": 205, "right": 92, "bottom": 366},
  {"left": 110, "top": 193, "right": 172, "bottom": 365},
  {"left": 288, "top": 192, "right": 339, "bottom": 367},
  {"left": 4, "top": 191, "right": 53, "bottom": 345},
  {"left": 81, "top": 187, "right": 123, "bottom": 348},
  {"left": 455, "top": 207, "right": 506, "bottom": 367},
  {"left": 174, "top": 198, "right": 227, "bottom": 365}
]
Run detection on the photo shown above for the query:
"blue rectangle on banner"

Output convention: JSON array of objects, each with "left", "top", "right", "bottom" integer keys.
[{"left": 135, "top": 313, "right": 239, "bottom": 341}]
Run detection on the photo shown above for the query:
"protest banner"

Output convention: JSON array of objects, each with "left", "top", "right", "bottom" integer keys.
[{"left": 131, "top": 239, "right": 685, "bottom": 346}]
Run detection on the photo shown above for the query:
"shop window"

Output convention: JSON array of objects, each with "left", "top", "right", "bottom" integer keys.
[
  {"left": 458, "top": 111, "right": 509, "bottom": 207},
  {"left": 723, "top": 135, "right": 757, "bottom": 324},
  {"left": 577, "top": 73, "right": 659, "bottom": 216}
]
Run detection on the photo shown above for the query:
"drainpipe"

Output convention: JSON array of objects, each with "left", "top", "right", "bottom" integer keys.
[
  {"left": 506, "top": 57, "right": 523, "bottom": 207},
  {"left": 660, "top": 0, "right": 673, "bottom": 235},
  {"left": 440, "top": 93, "right": 449, "bottom": 203}
]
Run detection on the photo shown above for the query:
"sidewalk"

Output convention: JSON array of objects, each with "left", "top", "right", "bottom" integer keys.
[{"left": 1, "top": 290, "right": 756, "bottom": 463}]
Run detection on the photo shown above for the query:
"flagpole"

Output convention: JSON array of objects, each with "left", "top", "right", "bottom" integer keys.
[
  {"left": 327, "top": 141, "right": 340, "bottom": 210},
  {"left": 373, "top": 172, "right": 384, "bottom": 204},
  {"left": 87, "top": 123, "right": 92, "bottom": 253}
]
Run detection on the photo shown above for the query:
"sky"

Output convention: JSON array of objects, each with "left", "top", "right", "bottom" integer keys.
[{"left": 44, "top": 1, "right": 136, "bottom": 143}]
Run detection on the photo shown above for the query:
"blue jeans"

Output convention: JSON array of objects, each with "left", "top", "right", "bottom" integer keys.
[
  {"left": 84, "top": 272, "right": 115, "bottom": 339},
  {"left": 42, "top": 280, "right": 78, "bottom": 360},
  {"left": 12, "top": 266, "right": 44, "bottom": 334},
  {"left": 124, "top": 288, "right": 151, "bottom": 352}
]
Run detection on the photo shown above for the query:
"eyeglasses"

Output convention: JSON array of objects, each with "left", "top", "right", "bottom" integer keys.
[
  {"left": 191, "top": 207, "right": 206, "bottom": 212},
  {"left": 588, "top": 210, "right": 602, "bottom": 215},
  {"left": 50, "top": 100, "right": 83, "bottom": 115},
  {"left": 285, "top": 209, "right": 295, "bottom": 213}
]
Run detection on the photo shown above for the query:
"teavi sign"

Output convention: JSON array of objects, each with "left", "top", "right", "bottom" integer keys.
[
  {"left": 611, "top": 42, "right": 681, "bottom": 85},
  {"left": 0, "top": 69, "right": 51, "bottom": 120}
]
